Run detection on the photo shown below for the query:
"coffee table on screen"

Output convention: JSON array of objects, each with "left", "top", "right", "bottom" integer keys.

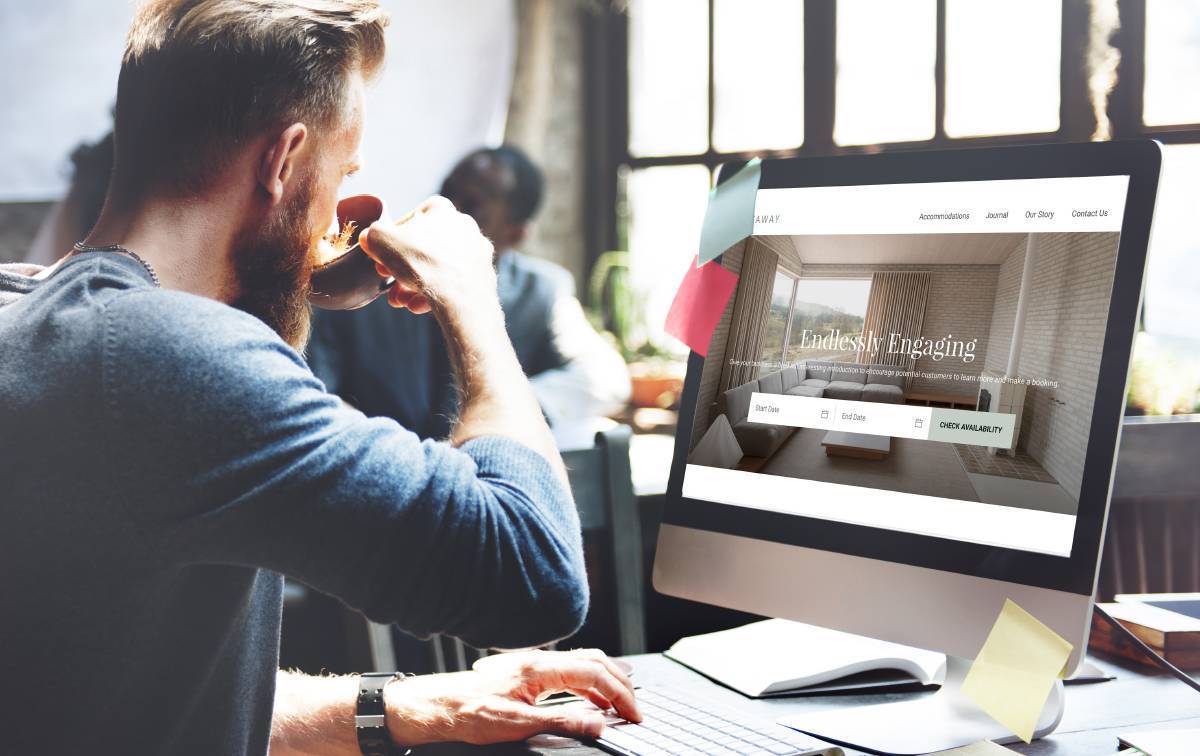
[{"left": 821, "top": 430, "right": 891, "bottom": 460}]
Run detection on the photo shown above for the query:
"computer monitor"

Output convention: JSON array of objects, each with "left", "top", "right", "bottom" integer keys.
[{"left": 655, "top": 141, "right": 1161, "bottom": 749}]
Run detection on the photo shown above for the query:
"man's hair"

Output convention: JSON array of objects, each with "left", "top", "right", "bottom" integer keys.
[
  {"left": 452, "top": 145, "right": 545, "bottom": 224},
  {"left": 113, "top": 0, "right": 388, "bottom": 198}
]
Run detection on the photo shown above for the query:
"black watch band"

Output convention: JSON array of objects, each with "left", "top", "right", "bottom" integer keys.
[{"left": 356, "top": 672, "right": 412, "bottom": 756}]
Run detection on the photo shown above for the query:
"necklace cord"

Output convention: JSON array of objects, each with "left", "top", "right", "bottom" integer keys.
[{"left": 71, "top": 242, "right": 161, "bottom": 288}]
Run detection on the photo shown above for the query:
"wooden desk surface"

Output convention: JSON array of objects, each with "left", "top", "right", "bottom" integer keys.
[{"left": 415, "top": 652, "right": 1200, "bottom": 755}]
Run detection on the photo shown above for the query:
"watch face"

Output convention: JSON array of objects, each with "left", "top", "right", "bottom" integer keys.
[{"left": 356, "top": 723, "right": 391, "bottom": 756}]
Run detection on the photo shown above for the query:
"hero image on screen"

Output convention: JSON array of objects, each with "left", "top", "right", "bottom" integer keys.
[{"left": 683, "top": 177, "right": 1128, "bottom": 556}]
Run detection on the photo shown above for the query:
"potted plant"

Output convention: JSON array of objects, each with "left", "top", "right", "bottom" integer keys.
[{"left": 588, "top": 251, "right": 686, "bottom": 409}]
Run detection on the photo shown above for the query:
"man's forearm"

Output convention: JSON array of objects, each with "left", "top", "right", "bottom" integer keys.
[
  {"left": 357, "top": 201, "right": 567, "bottom": 482},
  {"left": 271, "top": 670, "right": 358, "bottom": 756},
  {"left": 436, "top": 297, "right": 567, "bottom": 484}
]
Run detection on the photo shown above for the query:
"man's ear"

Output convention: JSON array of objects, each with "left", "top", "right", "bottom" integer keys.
[{"left": 258, "top": 123, "right": 308, "bottom": 206}]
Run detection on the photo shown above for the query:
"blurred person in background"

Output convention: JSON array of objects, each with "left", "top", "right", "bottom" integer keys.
[
  {"left": 309, "top": 145, "right": 631, "bottom": 440},
  {"left": 25, "top": 130, "right": 114, "bottom": 266}
]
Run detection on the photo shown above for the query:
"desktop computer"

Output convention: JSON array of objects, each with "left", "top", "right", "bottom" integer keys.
[{"left": 637, "top": 140, "right": 1161, "bottom": 754}]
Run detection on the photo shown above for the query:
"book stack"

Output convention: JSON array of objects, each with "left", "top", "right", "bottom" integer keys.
[{"left": 1088, "top": 592, "right": 1200, "bottom": 670}]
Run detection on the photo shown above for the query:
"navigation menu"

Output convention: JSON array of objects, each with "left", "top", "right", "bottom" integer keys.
[{"left": 751, "top": 175, "right": 1129, "bottom": 236}]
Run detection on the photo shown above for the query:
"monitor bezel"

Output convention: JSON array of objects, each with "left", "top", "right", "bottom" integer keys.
[{"left": 662, "top": 139, "right": 1162, "bottom": 597}]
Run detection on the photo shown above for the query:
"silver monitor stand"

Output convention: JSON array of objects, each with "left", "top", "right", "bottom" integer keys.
[{"left": 654, "top": 524, "right": 1091, "bottom": 753}]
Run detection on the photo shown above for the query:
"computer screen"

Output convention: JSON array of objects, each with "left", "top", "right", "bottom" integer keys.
[{"left": 683, "top": 174, "right": 1131, "bottom": 560}]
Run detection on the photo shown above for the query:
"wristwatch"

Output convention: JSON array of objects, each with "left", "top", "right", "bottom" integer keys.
[{"left": 356, "top": 671, "right": 413, "bottom": 756}]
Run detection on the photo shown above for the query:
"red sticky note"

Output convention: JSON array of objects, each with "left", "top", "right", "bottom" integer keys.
[{"left": 664, "top": 255, "right": 739, "bottom": 357}]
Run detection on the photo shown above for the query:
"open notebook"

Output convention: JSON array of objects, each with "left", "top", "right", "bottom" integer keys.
[{"left": 665, "top": 619, "right": 946, "bottom": 698}]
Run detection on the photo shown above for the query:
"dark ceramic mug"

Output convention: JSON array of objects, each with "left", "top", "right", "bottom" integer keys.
[{"left": 308, "top": 194, "right": 393, "bottom": 311}]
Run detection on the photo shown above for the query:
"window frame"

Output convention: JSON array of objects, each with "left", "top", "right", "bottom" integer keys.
[
  {"left": 759, "top": 269, "right": 799, "bottom": 374},
  {"left": 586, "top": 0, "right": 1200, "bottom": 329},
  {"left": 620, "top": 1, "right": 1085, "bottom": 174},
  {"left": 1110, "top": 0, "right": 1200, "bottom": 144},
  {"left": 782, "top": 275, "right": 872, "bottom": 365},
  {"left": 758, "top": 272, "right": 875, "bottom": 373}
]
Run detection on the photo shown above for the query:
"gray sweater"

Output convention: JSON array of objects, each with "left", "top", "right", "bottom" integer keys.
[{"left": 0, "top": 252, "right": 587, "bottom": 755}]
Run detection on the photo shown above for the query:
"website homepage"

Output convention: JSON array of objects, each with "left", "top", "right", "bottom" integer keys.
[{"left": 683, "top": 175, "right": 1130, "bottom": 557}]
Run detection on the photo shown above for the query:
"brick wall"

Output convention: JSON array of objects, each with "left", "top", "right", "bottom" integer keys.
[
  {"left": 689, "top": 239, "right": 746, "bottom": 449},
  {"left": 984, "top": 232, "right": 1121, "bottom": 500},
  {"left": 983, "top": 243, "right": 1023, "bottom": 374}
]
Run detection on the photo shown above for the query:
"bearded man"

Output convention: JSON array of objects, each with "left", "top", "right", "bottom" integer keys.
[{"left": 0, "top": 1, "right": 638, "bottom": 754}]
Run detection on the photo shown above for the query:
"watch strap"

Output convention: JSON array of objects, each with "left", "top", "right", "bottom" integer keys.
[{"left": 356, "top": 672, "right": 410, "bottom": 756}]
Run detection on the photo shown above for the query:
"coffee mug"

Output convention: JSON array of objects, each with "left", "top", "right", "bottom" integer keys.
[{"left": 308, "top": 194, "right": 393, "bottom": 311}]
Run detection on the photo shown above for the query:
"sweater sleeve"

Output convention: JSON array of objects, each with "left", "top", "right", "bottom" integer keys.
[{"left": 100, "top": 290, "right": 588, "bottom": 649}]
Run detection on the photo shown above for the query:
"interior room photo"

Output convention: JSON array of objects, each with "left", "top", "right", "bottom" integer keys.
[{"left": 688, "top": 230, "right": 1121, "bottom": 515}]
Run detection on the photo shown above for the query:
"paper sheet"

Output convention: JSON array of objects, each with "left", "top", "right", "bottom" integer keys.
[
  {"left": 1118, "top": 727, "right": 1200, "bottom": 755},
  {"left": 698, "top": 158, "right": 762, "bottom": 266},
  {"left": 961, "top": 599, "right": 1073, "bottom": 743},
  {"left": 663, "top": 254, "right": 738, "bottom": 356}
]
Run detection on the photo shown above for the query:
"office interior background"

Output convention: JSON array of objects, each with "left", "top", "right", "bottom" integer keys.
[{"left": 1, "top": 0, "right": 1197, "bottom": 668}]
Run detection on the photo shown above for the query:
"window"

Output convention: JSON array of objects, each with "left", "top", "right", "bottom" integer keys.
[
  {"left": 610, "top": 0, "right": 1200, "bottom": 367},
  {"left": 627, "top": 0, "right": 708, "bottom": 157},
  {"left": 1142, "top": 144, "right": 1200, "bottom": 344},
  {"left": 786, "top": 278, "right": 871, "bottom": 363},
  {"left": 760, "top": 271, "right": 797, "bottom": 372},
  {"left": 1136, "top": 3, "right": 1200, "bottom": 364},
  {"left": 835, "top": 0, "right": 935, "bottom": 146},
  {"left": 623, "top": 0, "right": 807, "bottom": 355},
  {"left": 758, "top": 274, "right": 872, "bottom": 374},
  {"left": 944, "top": 0, "right": 1061, "bottom": 137},
  {"left": 713, "top": 0, "right": 805, "bottom": 152},
  {"left": 624, "top": 164, "right": 712, "bottom": 352},
  {"left": 1144, "top": 0, "right": 1200, "bottom": 127}
]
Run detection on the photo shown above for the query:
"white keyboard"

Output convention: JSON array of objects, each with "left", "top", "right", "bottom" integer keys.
[{"left": 594, "top": 686, "right": 841, "bottom": 756}]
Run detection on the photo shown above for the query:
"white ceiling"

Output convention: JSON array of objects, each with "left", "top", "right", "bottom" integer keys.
[{"left": 774, "top": 233, "right": 1028, "bottom": 266}]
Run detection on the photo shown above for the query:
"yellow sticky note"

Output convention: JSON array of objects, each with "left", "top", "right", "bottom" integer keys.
[{"left": 961, "top": 599, "right": 1073, "bottom": 743}]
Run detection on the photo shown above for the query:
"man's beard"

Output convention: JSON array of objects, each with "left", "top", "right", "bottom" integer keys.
[{"left": 230, "top": 178, "right": 317, "bottom": 351}]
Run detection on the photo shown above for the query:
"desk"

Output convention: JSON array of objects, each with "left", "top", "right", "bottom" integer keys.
[{"left": 416, "top": 652, "right": 1200, "bottom": 755}]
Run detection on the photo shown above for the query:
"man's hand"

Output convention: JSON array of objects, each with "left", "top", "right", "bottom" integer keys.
[
  {"left": 359, "top": 195, "right": 496, "bottom": 316},
  {"left": 385, "top": 649, "right": 641, "bottom": 747}
]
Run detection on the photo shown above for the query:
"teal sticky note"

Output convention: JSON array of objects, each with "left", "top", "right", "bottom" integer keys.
[{"left": 698, "top": 158, "right": 762, "bottom": 266}]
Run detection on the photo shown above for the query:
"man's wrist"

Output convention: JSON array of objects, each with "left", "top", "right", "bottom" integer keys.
[
  {"left": 434, "top": 290, "right": 505, "bottom": 339},
  {"left": 382, "top": 672, "right": 445, "bottom": 749}
]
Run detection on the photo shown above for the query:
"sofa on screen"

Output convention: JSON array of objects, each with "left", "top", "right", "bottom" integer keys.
[{"left": 723, "top": 360, "right": 905, "bottom": 458}]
